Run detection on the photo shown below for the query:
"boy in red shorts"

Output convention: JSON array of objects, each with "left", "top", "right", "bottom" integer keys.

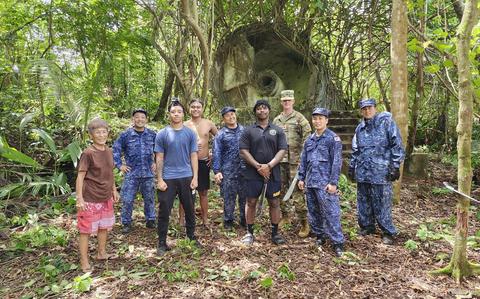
[{"left": 75, "top": 118, "right": 119, "bottom": 272}]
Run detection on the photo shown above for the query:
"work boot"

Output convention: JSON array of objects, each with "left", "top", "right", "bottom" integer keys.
[
  {"left": 271, "top": 234, "right": 286, "bottom": 245},
  {"left": 358, "top": 227, "right": 375, "bottom": 236},
  {"left": 333, "top": 244, "right": 344, "bottom": 257},
  {"left": 278, "top": 215, "right": 291, "bottom": 227},
  {"left": 122, "top": 224, "right": 132, "bottom": 234},
  {"left": 223, "top": 220, "right": 234, "bottom": 231},
  {"left": 241, "top": 232, "right": 255, "bottom": 245},
  {"left": 381, "top": 234, "right": 394, "bottom": 245},
  {"left": 156, "top": 242, "right": 171, "bottom": 256},
  {"left": 146, "top": 220, "right": 156, "bottom": 229},
  {"left": 298, "top": 219, "right": 310, "bottom": 238}
]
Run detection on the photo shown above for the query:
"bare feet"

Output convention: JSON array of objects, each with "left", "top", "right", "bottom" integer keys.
[
  {"left": 96, "top": 253, "right": 116, "bottom": 260},
  {"left": 80, "top": 260, "right": 93, "bottom": 272}
]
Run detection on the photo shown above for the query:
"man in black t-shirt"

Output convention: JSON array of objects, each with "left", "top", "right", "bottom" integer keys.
[{"left": 239, "top": 99, "right": 288, "bottom": 245}]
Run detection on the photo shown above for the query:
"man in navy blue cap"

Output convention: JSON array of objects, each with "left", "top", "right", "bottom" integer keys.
[
  {"left": 113, "top": 108, "right": 157, "bottom": 234},
  {"left": 212, "top": 106, "right": 246, "bottom": 230},
  {"left": 239, "top": 99, "right": 288, "bottom": 245},
  {"left": 297, "top": 107, "right": 345, "bottom": 257},
  {"left": 348, "top": 98, "right": 405, "bottom": 245}
]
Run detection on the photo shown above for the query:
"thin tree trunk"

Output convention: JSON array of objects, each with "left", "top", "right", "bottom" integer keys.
[
  {"left": 451, "top": 0, "right": 479, "bottom": 282},
  {"left": 407, "top": 4, "right": 426, "bottom": 157},
  {"left": 153, "top": 69, "right": 175, "bottom": 121},
  {"left": 390, "top": 0, "right": 409, "bottom": 204}
]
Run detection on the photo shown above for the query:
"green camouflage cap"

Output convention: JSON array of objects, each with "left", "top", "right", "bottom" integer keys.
[{"left": 280, "top": 90, "right": 294, "bottom": 100}]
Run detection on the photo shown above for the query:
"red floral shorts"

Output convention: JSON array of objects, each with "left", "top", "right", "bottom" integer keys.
[{"left": 77, "top": 198, "right": 115, "bottom": 234}]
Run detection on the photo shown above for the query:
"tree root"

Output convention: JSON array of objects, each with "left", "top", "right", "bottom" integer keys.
[{"left": 431, "top": 261, "right": 480, "bottom": 283}]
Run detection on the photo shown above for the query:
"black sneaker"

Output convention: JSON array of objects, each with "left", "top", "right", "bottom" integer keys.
[
  {"left": 146, "top": 220, "right": 156, "bottom": 229},
  {"left": 333, "top": 244, "right": 344, "bottom": 257},
  {"left": 358, "top": 227, "right": 375, "bottom": 236},
  {"left": 224, "top": 220, "right": 234, "bottom": 231},
  {"left": 122, "top": 224, "right": 132, "bottom": 234},
  {"left": 271, "top": 234, "right": 286, "bottom": 245},
  {"left": 382, "top": 234, "right": 394, "bottom": 245},
  {"left": 156, "top": 243, "right": 171, "bottom": 256}
]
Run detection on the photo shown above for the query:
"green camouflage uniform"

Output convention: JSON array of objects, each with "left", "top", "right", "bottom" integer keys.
[{"left": 273, "top": 110, "right": 311, "bottom": 221}]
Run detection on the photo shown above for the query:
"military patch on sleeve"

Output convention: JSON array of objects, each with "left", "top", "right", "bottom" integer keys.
[
  {"left": 273, "top": 191, "right": 281, "bottom": 197},
  {"left": 334, "top": 136, "right": 341, "bottom": 142}
]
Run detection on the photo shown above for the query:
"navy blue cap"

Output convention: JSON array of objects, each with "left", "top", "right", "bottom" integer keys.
[
  {"left": 253, "top": 99, "right": 271, "bottom": 113},
  {"left": 312, "top": 107, "right": 330, "bottom": 117},
  {"left": 221, "top": 106, "right": 236, "bottom": 116},
  {"left": 358, "top": 98, "right": 376, "bottom": 109},
  {"left": 132, "top": 108, "right": 147, "bottom": 116}
]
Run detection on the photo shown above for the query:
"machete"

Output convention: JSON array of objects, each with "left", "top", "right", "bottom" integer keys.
[
  {"left": 256, "top": 180, "right": 268, "bottom": 217},
  {"left": 282, "top": 173, "right": 299, "bottom": 202},
  {"left": 443, "top": 182, "right": 480, "bottom": 204}
]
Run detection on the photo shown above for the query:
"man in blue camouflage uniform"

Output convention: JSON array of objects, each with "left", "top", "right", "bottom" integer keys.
[
  {"left": 348, "top": 99, "right": 405, "bottom": 245},
  {"left": 113, "top": 108, "right": 157, "bottom": 234},
  {"left": 298, "top": 108, "right": 345, "bottom": 257},
  {"left": 212, "top": 106, "right": 246, "bottom": 231}
]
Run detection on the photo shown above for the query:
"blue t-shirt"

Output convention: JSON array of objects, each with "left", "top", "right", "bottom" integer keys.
[{"left": 154, "top": 126, "right": 198, "bottom": 180}]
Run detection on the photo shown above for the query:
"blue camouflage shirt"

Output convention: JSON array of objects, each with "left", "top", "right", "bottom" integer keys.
[
  {"left": 298, "top": 128, "right": 343, "bottom": 188},
  {"left": 113, "top": 127, "right": 157, "bottom": 178},
  {"left": 212, "top": 125, "right": 245, "bottom": 179},
  {"left": 349, "top": 112, "right": 405, "bottom": 184}
]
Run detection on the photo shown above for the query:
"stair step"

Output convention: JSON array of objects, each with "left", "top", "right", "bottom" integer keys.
[
  {"left": 329, "top": 125, "right": 357, "bottom": 133},
  {"left": 328, "top": 118, "right": 359, "bottom": 126}
]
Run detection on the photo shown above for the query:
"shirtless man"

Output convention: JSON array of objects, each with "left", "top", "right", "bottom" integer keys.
[{"left": 183, "top": 98, "right": 218, "bottom": 225}]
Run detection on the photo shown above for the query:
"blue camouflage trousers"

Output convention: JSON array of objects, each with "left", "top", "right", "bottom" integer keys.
[
  {"left": 357, "top": 182, "right": 397, "bottom": 236},
  {"left": 306, "top": 188, "right": 344, "bottom": 245},
  {"left": 120, "top": 177, "right": 156, "bottom": 225},
  {"left": 220, "top": 176, "right": 246, "bottom": 223}
]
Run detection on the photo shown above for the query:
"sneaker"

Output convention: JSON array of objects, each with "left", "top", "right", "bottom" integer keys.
[
  {"left": 146, "top": 220, "right": 156, "bottom": 229},
  {"left": 316, "top": 236, "right": 326, "bottom": 247},
  {"left": 382, "top": 234, "right": 394, "bottom": 245},
  {"left": 241, "top": 232, "right": 255, "bottom": 245},
  {"left": 156, "top": 243, "right": 171, "bottom": 256},
  {"left": 122, "top": 224, "right": 132, "bottom": 234},
  {"left": 333, "top": 244, "right": 344, "bottom": 257},
  {"left": 271, "top": 234, "right": 286, "bottom": 245},
  {"left": 358, "top": 227, "right": 375, "bottom": 236},
  {"left": 224, "top": 220, "right": 234, "bottom": 231}
]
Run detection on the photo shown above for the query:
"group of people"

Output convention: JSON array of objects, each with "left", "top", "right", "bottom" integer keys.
[{"left": 74, "top": 90, "right": 405, "bottom": 272}]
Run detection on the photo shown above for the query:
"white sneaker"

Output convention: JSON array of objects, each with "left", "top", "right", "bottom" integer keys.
[{"left": 241, "top": 232, "right": 255, "bottom": 245}]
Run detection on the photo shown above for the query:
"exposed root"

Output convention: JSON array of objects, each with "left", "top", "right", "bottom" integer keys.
[{"left": 431, "top": 260, "right": 480, "bottom": 283}]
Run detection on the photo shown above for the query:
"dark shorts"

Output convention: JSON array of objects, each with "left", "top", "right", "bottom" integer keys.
[
  {"left": 197, "top": 159, "right": 210, "bottom": 192},
  {"left": 245, "top": 180, "right": 281, "bottom": 199}
]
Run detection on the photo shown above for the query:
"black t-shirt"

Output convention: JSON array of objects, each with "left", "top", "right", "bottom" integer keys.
[{"left": 239, "top": 122, "right": 287, "bottom": 181}]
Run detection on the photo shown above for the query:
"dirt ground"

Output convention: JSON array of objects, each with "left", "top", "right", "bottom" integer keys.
[{"left": 1, "top": 160, "right": 480, "bottom": 298}]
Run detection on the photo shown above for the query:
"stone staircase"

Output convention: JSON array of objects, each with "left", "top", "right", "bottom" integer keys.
[{"left": 328, "top": 110, "right": 359, "bottom": 158}]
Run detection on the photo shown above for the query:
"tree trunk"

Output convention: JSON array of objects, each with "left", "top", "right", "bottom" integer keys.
[
  {"left": 432, "top": 0, "right": 480, "bottom": 282},
  {"left": 390, "top": 0, "right": 408, "bottom": 204},
  {"left": 153, "top": 69, "right": 175, "bottom": 121},
  {"left": 451, "top": 0, "right": 479, "bottom": 282},
  {"left": 406, "top": 3, "right": 426, "bottom": 157}
]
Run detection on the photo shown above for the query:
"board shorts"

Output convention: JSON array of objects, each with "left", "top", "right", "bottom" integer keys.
[
  {"left": 77, "top": 198, "right": 115, "bottom": 234},
  {"left": 245, "top": 180, "right": 281, "bottom": 200},
  {"left": 197, "top": 159, "right": 211, "bottom": 192}
]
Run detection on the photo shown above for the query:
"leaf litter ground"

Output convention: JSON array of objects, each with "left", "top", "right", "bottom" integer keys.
[{"left": 1, "top": 160, "right": 480, "bottom": 298}]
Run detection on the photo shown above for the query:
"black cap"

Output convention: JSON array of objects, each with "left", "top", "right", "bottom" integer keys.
[
  {"left": 253, "top": 99, "right": 271, "bottom": 113},
  {"left": 132, "top": 108, "right": 147, "bottom": 117},
  {"left": 221, "top": 106, "right": 236, "bottom": 116}
]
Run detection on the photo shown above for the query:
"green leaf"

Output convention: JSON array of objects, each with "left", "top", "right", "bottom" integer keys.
[
  {"left": 0, "top": 137, "right": 41, "bottom": 168},
  {"left": 432, "top": 28, "right": 448, "bottom": 39},
  {"left": 404, "top": 239, "right": 418, "bottom": 251},
  {"left": 259, "top": 277, "right": 273, "bottom": 288},
  {"left": 425, "top": 64, "right": 440, "bottom": 74},
  {"left": 32, "top": 129, "right": 57, "bottom": 153},
  {"left": 443, "top": 59, "right": 454, "bottom": 68},
  {"left": 66, "top": 141, "right": 82, "bottom": 167},
  {"left": 19, "top": 113, "right": 35, "bottom": 130}
]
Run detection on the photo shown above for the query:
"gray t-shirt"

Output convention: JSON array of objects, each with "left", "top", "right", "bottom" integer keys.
[{"left": 154, "top": 126, "right": 198, "bottom": 180}]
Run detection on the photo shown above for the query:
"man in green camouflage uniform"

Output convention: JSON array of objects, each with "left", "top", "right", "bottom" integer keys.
[{"left": 273, "top": 90, "right": 311, "bottom": 237}]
